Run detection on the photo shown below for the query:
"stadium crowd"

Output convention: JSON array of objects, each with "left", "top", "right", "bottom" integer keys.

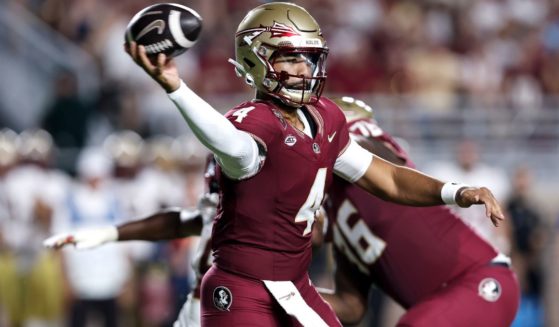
[
  {"left": 25, "top": 0, "right": 559, "bottom": 110},
  {"left": 1, "top": 0, "right": 558, "bottom": 326}
]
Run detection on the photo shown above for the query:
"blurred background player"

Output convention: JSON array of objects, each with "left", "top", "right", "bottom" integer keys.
[
  {"left": 1, "top": 129, "right": 69, "bottom": 327},
  {"left": 0, "top": 128, "right": 21, "bottom": 326},
  {"left": 57, "top": 147, "right": 131, "bottom": 327},
  {"left": 320, "top": 97, "right": 519, "bottom": 327},
  {"left": 142, "top": 134, "right": 208, "bottom": 324},
  {"left": 102, "top": 130, "right": 207, "bottom": 326}
]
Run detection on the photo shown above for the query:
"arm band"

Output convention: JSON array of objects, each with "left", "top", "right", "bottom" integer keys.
[{"left": 334, "top": 140, "right": 374, "bottom": 182}]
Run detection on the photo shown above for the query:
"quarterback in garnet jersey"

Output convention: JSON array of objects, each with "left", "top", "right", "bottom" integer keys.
[
  {"left": 322, "top": 97, "right": 520, "bottom": 327},
  {"left": 211, "top": 98, "right": 349, "bottom": 282},
  {"left": 125, "top": 2, "right": 505, "bottom": 326}
]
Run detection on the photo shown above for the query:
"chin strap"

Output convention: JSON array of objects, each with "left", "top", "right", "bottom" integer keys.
[{"left": 227, "top": 58, "right": 255, "bottom": 87}]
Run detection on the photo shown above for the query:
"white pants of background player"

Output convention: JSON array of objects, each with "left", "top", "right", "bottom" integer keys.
[{"left": 174, "top": 293, "right": 200, "bottom": 327}]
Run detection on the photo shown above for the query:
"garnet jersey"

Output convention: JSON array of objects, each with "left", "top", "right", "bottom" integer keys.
[
  {"left": 325, "top": 118, "right": 498, "bottom": 308},
  {"left": 212, "top": 98, "right": 350, "bottom": 281}
]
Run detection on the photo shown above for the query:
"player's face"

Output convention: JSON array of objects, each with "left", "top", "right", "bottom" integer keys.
[{"left": 271, "top": 52, "right": 315, "bottom": 90}]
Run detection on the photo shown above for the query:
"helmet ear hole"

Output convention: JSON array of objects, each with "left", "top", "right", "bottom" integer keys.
[
  {"left": 243, "top": 58, "right": 255, "bottom": 68},
  {"left": 245, "top": 74, "right": 255, "bottom": 87}
]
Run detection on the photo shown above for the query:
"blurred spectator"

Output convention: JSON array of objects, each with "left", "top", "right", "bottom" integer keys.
[
  {"left": 326, "top": 32, "right": 385, "bottom": 94},
  {"left": 507, "top": 166, "right": 546, "bottom": 327},
  {"left": 41, "top": 71, "right": 92, "bottom": 149},
  {"left": 197, "top": 34, "right": 248, "bottom": 96},
  {"left": 468, "top": 0, "right": 507, "bottom": 39},
  {"left": 41, "top": 70, "right": 93, "bottom": 173},
  {"left": 426, "top": 139, "right": 512, "bottom": 253},
  {"left": 459, "top": 40, "right": 504, "bottom": 108},
  {"left": 405, "top": 24, "right": 461, "bottom": 112}
]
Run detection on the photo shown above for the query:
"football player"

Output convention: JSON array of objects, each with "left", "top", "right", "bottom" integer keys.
[
  {"left": 320, "top": 97, "right": 520, "bottom": 327},
  {"left": 123, "top": 3, "right": 504, "bottom": 326},
  {"left": 123, "top": 2, "right": 502, "bottom": 326}
]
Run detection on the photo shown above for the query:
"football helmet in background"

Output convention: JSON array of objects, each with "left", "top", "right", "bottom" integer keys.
[
  {"left": 332, "top": 96, "right": 374, "bottom": 122},
  {"left": 0, "top": 128, "right": 18, "bottom": 167},
  {"left": 172, "top": 134, "right": 208, "bottom": 171},
  {"left": 18, "top": 129, "right": 54, "bottom": 165},
  {"left": 143, "top": 135, "right": 176, "bottom": 171},
  {"left": 230, "top": 2, "right": 328, "bottom": 107},
  {"left": 103, "top": 130, "right": 144, "bottom": 168}
]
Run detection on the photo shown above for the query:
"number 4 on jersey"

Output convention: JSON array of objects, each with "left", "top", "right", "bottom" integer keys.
[
  {"left": 295, "top": 168, "right": 327, "bottom": 236},
  {"left": 232, "top": 106, "right": 256, "bottom": 123}
]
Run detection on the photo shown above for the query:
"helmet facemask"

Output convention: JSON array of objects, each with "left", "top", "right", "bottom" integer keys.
[{"left": 264, "top": 47, "right": 328, "bottom": 106}]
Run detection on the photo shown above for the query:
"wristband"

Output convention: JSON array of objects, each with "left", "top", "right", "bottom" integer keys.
[
  {"left": 441, "top": 182, "right": 469, "bottom": 205},
  {"left": 102, "top": 226, "right": 119, "bottom": 242}
]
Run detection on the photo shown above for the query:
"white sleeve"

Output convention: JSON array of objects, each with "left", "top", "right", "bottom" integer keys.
[
  {"left": 168, "top": 81, "right": 261, "bottom": 179},
  {"left": 334, "top": 139, "right": 373, "bottom": 182}
]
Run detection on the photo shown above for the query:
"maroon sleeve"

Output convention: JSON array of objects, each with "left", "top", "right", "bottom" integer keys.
[
  {"left": 336, "top": 120, "right": 351, "bottom": 158},
  {"left": 224, "top": 102, "right": 281, "bottom": 152},
  {"left": 319, "top": 97, "right": 351, "bottom": 157}
]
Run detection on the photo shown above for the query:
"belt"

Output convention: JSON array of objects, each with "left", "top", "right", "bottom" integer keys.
[{"left": 489, "top": 253, "right": 511, "bottom": 268}]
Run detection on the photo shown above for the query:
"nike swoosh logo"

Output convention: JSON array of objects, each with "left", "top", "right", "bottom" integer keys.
[
  {"left": 327, "top": 131, "right": 336, "bottom": 142},
  {"left": 137, "top": 19, "right": 166, "bottom": 40}
]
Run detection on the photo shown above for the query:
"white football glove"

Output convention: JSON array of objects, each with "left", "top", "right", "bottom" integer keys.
[
  {"left": 197, "top": 192, "right": 219, "bottom": 224},
  {"left": 43, "top": 226, "right": 118, "bottom": 250}
]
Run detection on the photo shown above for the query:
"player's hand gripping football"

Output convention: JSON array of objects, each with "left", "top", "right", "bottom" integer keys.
[
  {"left": 125, "top": 41, "right": 181, "bottom": 93},
  {"left": 456, "top": 187, "right": 505, "bottom": 227},
  {"left": 43, "top": 226, "right": 118, "bottom": 250}
]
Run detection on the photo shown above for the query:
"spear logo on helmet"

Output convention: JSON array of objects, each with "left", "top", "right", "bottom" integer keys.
[{"left": 236, "top": 22, "right": 301, "bottom": 43}]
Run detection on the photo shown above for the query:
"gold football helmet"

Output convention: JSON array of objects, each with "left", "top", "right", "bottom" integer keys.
[
  {"left": 0, "top": 128, "right": 18, "bottom": 166},
  {"left": 230, "top": 2, "right": 328, "bottom": 107},
  {"left": 332, "top": 96, "right": 374, "bottom": 122},
  {"left": 103, "top": 130, "right": 144, "bottom": 168},
  {"left": 18, "top": 129, "right": 54, "bottom": 163}
]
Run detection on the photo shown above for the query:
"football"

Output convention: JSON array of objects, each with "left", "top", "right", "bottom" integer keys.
[{"left": 125, "top": 3, "right": 202, "bottom": 58}]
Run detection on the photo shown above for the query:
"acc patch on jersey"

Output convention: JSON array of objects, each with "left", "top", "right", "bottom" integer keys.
[
  {"left": 284, "top": 135, "right": 297, "bottom": 146},
  {"left": 478, "top": 278, "right": 501, "bottom": 302},
  {"left": 213, "top": 286, "right": 233, "bottom": 311}
]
